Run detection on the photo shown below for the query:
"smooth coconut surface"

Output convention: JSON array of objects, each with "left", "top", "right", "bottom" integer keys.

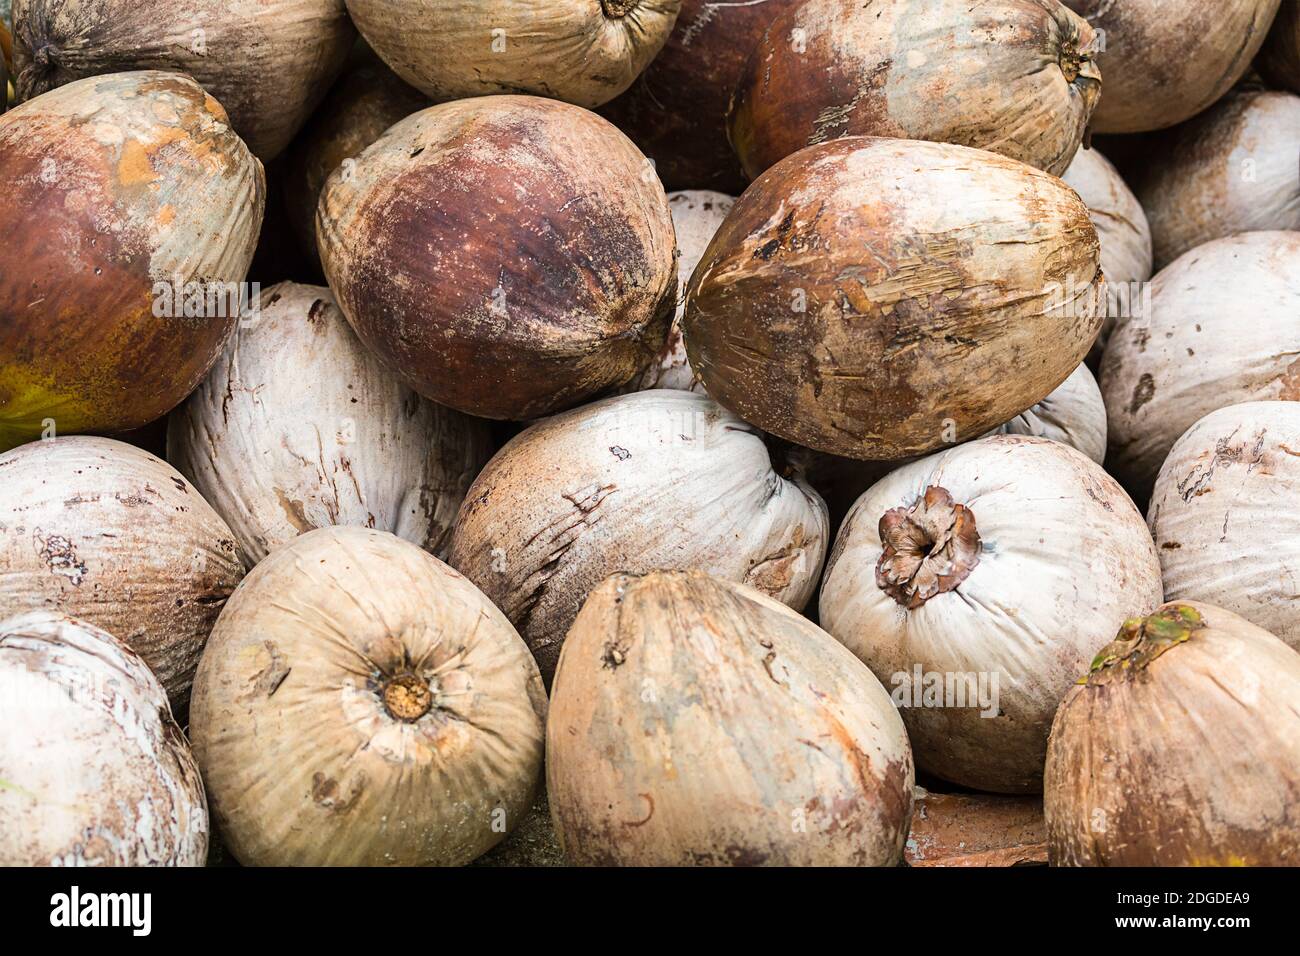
[
  {"left": 1063, "top": 0, "right": 1280, "bottom": 133},
  {"left": 446, "top": 390, "right": 829, "bottom": 682},
  {"left": 1148, "top": 402, "right": 1300, "bottom": 652},
  {"left": 729, "top": 0, "right": 1100, "bottom": 180},
  {"left": 0, "top": 611, "right": 207, "bottom": 866},
  {"left": 0, "top": 437, "right": 243, "bottom": 705},
  {"left": 548, "top": 570, "right": 914, "bottom": 866},
  {"left": 683, "top": 136, "right": 1103, "bottom": 461},
  {"left": 0, "top": 71, "right": 264, "bottom": 452},
  {"left": 345, "top": 0, "right": 681, "bottom": 109},
  {"left": 1261, "top": 0, "right": 1300, "bottom": 91},
  {"left": 318, "top": 95, "right": 678, "bottom": 420},
  {"left": 1045, "top": 602, "right": 1300, "bottom": 865},
  {"left": 11, "top": 0, "right": 355, "bottom": 159},
  {"left": 189, "top": 526, "right": 547, "bottom": 867},
  {"left": 1101, "top": 231, "right": 1300, "bottom": 499},
  {"left": 168, "top": 283, "right": 492, "bottom": 567},
  {"left": 1135, "top": 88, "right": 1300, "bottom": 269},
  {"left": 819, "top": 435, "right": 1164, "bottom": 793},
  {"left": 989, "top": 363, "right": 1107, "bottom": 465}
]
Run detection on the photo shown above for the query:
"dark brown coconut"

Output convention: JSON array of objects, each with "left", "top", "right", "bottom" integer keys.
[
  {"left": 1260, "top": 0, "right": 1300, "bottom": 91},
  {"left": 1045, "top": 602, "right": 1300, "bottom": 866},
  {"left": 682, "top": 137, "right": 1103, "bottom": 461},
  {"left": 729, "top": 0, "right": 1100, "bottom": 181},
  {"left": 318, "top": 95, "right": 678, "bottom": 420},
  {"left": 599, "top": 0, "right": 800, "bottom": 192},
  {"left": 0, "top": 71, "right": 264, "bottom": 452},
  {"left": 12, "top": 0, "right": 355, "bottom": 159}
]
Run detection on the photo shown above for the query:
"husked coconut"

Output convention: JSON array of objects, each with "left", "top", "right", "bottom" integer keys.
[
  {"left": 0, "top": 437, "right": 243, "bottom": 705},
  {"left": 1063, "top": 0, "right": 1279, "bottom": 133},
  {"left": 989, "top": 363, "right": 1107, "bottom": 465},
  {"left": 1133, "top": 88, "right": 1300, "bottom": 268},
  {"left": 1101, "top": 231, "right": 1300, "bottom": 499},
  {"left": 623, "top": 190, "right": 733, "bottom": 394},
  {"left": 446, "top": 390, "right": 829, "bottom": 681},
  {"left": 12, "top": 0, "right": 354, "bottom": 159},
  {"left": 1260, "top": 0, "right": 1300, "bottom": 91},
  {"left": 282, "top": 58, "right": 429, "bottom": 264},
  {"left": 1045, "top": 601, "right": 1300, "bottom": 865},
  {"left": 0, "top": 72, "right": 264, "bottom": 452},
  {"left": 729, "top": 0, "right": 1101, "bottom": 180},
  {"left": 1148, "top": 402, "right": 1300, "bottom": 652},
  {"left": 599, "top": 0, "right": 799, "bottom": 192},
  {"left": 0, "top": 612, "right": 208, "bottom": 866},
  {"left": 345, "top": 0, "right": 681, "bottom": 109},
  {"left": 168, "top": 283, "right": 491, "bottom": 567},
  {"left": 548, "top": 570, "right": 914, "bottom": 866},
  {"left": 318, "top": 95, "right": 677, "bottom": 420},
  {"left": 819, "top": 435, "right": 1164, "bottom": 793},
  {"left": 189, "top": 527, "right": 547, "bottom": 866},
  {"left": 683, "top": 137, "right": 1103, "bottom": 461}
]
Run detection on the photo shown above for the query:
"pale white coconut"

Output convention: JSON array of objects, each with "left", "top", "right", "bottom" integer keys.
[
  {"left": 990, "top": 363, "right": 1107, "bottom": 465},
  {"left": 1148, "top": 402, "right": 1300, "bottom": 651},
  {"left": 819, "top": 435, "right": 1164, "bottom": 794},
  {"left": 168, "top": 282, "right": 491, "bottom": 566},
  {"left": 0, "top": 611, "right": 207, "bottom": 866}
]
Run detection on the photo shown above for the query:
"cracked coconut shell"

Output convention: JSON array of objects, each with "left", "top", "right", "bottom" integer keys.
[
  {"left": 318, "top": 95, "right": 678, "bottom": 420},
  {"left": 683, "top": 136, "right": 1103, "bottom": 461},
  {"left": 728, "top": 0, "right": 1100, "bottom": 181},
  {"left": 168, "top": 283, "right": 492, "bottom": 567},
  {"left": 0, "top": 437, "right": 243, "bottom": 706},
  {"left": 12, "top": 0, "right": 354, "bottom": 160},
  {"left": 1063, "top": 0, "right": 1279, "bottom": 133},
  {"left": 1045, "top": 601, "right": 1300, "bottom": 865},
  {"left": 1148, "top": 402, "right": 1300, "bottom": 652},
  {"left": 189, "top": 526, "right": 547, "bottom": 867},
  {"left": 0, "top": 611, "right": 208, "bottom": 866},
  {"left": 446, "top": 390, "right": 829, "bottom": 683},
  {"left": 1100, "top": 230, "right": 1300, "bottom": 500},
  {"left": 345, "top": 0, "right": 680, "bottom": 109},
  {"left": 0, "top": 71, "right": 263, "bottom": 452},
  {"left": 547, "top": 570, "right": 913, "bottom": 866},
  {"left": 819, "top": 435, "right": 1164, "bottom": 794}
]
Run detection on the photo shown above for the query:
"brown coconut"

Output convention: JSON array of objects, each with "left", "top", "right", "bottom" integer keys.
[
  {"left": 318, "top": 95, "right": 677, "bottom": 420},
  {"left": 1063, "top": 0, "right": 1280, "bottom": 133},
  {"left": 12, "top": 0, "right": 355, "bottom": 159},
  {"left": 1045, "top": 601, "right": 1300, "bottom": 866},
  {"left": 729, "top": 0, "right": 1101, "bottom": 181},
  {"left": 0, "top": 437, "right": 244, "bottom": 705},
  {"left": 0, "top": 71, "right": 264, "bottom": 452},
  {"left": 345, "top": 0, "right": 680, "bottom": 109},
  {"left": 599, "top": 0, "right": 799, "bottom": 192},
  {"left": 683, "top": 136, "right": 1103, "bottom": 461},
  {"left": 547, "top": 570, "right": 914, "bottom": 866},
  {"left": 1260, "top": 0, "right": 1300, "bottom": 91}
]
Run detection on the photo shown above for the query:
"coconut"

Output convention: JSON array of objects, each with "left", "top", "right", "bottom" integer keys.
[
  {"left": 1100, "top": 231, "right": 1300, "bottom": 499},
  {"left": 598, "top": 0, "right": 798, "bottom": 192},
  {"left": 819, "top": 435, "right": 1164, "bottom": 793},
  {"left": 189, "top": 526, "right": 547, "bottom": 867},
  {"left": 1261, "top": 0, "right": 1300, "bottom": 91},
  {"left": 282, "top": 57, "right": 429, "bottom": 265},
  {"left": 1045, "top": 601, "right": 1300, "bottom": 865},
  {"left": 1063, "top": 0, "right": 1279, "bottom": 133},
  {"left": 683, "top": 137, "right": 1103, "bottom": 461},
  {"left": 345, "top": 0, "right": 680, "bottom": 109},
  {"left": 989, "top": 363, "right": 1107, "bottom": 465},
  {"left": 446, "top": 390, "right": 829, "bottom": 681},
  {"left": 1133, "top": 88, "right": 1300, "bottom": 269},
  {"left": 318, "top": 95, "right": 677, "bottom": 420},
  {"left": 622, "top": 190, "right": 733, "bottom": 394},
  {"left": 547, "top": 570, "right": 914, "bottom": 866},
  {"left": 0, "top": 437, "right": 243, "bottom": 705},
  {"left": 0, "top": 611, "right": 208, "bottom": 866},
  {"left": 11, "top": 0, "right": 354, "bottom": 159},
  {"left": 1148, "top": 402, "right": 1300, "bottom": 652},
  {"left": 728, "top": 0, "right": 1100, "bottom": 181},
  {"left": 168, "top": 283, "right": 492, "bottom": 567},
  {"left": 0, "top": 71, "right": 264, "bottom": 452}
]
